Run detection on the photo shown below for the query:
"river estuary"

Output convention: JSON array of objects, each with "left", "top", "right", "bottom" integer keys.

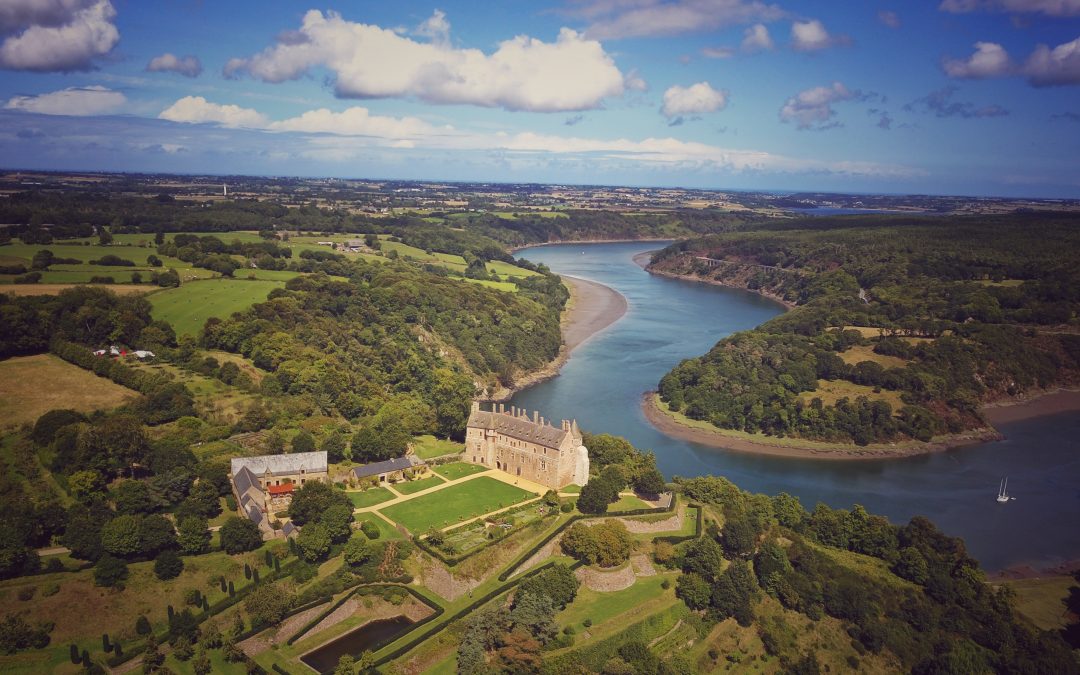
[{"left": 510, "top": 241, "right": 1080, "bottom": 572}]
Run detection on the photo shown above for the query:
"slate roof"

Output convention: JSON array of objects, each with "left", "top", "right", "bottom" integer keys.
[
  {"left": 466, "top": 410, "right": 570, "bottom": 449},
  {"left": 231, "top": 451, "right": 327, "bottom": 478},
  {"left": 232, "top": 466, "right": 259, "bottom": 496},
  {"left": 352, "top": 455, "right": 425, "bottom": 479},
  {"left": 282, "top": 521, "right": 299, "bottom": 537}
]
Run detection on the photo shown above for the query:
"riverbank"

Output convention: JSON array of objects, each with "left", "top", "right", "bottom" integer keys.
[
  {"left": 645, "top": 263, "right": 798, "bottom": 309},
  {"left": 982, "top": 388, "right": 1080, "bottom": 425},
  {"left": 642, "top": 392, "right": 1003, "bottom": 460},
  {"left": 487, "top": 275, "right": 627, "bottom": 401},
  {"left": 511, "top": 237, "right": 674, "bottom": 254}
]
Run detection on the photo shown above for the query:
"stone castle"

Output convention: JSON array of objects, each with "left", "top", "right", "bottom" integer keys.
[{"left": 465, "top": 402, "right": 589, "bottom": 490}]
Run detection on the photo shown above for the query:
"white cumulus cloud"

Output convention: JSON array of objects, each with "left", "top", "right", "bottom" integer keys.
[
  {"left": 159, "top": 96, "right": 270, "bottom": 128},
  {"left": 268, "top": 107, "right": 450, "bottom": 139},
  {"left": 159, "top": 96, "right": 452, "bottom": 140},
  {"left": 943, "top": 41, "right": 1013, "bottom": 78},
  {"left": 661, "top": 82, "right": 729, "bottom": 119},
  {"left": 779, "top": 82, "right": 858, "bottom": 129},
  {"left": 223, "top": 10, "right": 627, "bottom": 112},
  {"left": 4, "top": 84, "right": 125, "bottom": 115},
  {"left": 943, "top": 37, "right": 1080, "bottom": 86},
  {"left": 1025, "top": 36, "right": 1080, "bottom": 86},
  {"left": 742, "top": 24, "right": 774, "bottom": 52},
  {"left": 0, "top": 0, "right": 118, "bottom": 72},
  {"left": 146, "top": 53, "right": 203, "bottom": 78},
  {"left": 569, "top": 0, "right": 786, "bottom": 40},
  {"left": 791, "top": 19, "right": 847, "bottom": 52},
  {"left": 939, "top": 0, "right": 1080, "bottom": 16}
]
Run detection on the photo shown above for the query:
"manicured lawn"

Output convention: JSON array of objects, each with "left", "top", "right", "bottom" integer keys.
[
  {"left": 558, "top": 576, "right": 674, "bottom": 630},
  {"left": 432, "top": 462, "right": 488, "bottom": 481},
  {"left": 412, "top": 434, "right": 464, "bottom": 460},
  {"left": 379, "top": 477, "right": 535, "bottom": 533},
  {"left": 148, "top": 278, "right": 284, "bottom": 336},
  {"left": 0, "top": 354, "right": 138, "bottom": 427},
  {"left": 608, "top": 494, "right": 653, "bottom": 512},
  {"left": 347, "top": 487, "right": 395, "bottom": 508},
  {"left": 560, "top": 484, "right": 582, "bottom": 494},
  {"left": 393, "top": 474, "right": 446, "bottom": 495}
]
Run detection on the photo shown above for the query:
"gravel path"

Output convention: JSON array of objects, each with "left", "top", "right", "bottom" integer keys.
[
  {"left": 575, "top": 563, "right": 636, "bottom": 592},
  {"left": 631, "top": 554, "right": 657, "bottom": 577}
]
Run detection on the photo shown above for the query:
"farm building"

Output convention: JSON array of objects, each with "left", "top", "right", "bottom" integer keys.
[
  {"left": 229, "top": 451, "right": 327, "bottom": 539},
  {"left": 352, "top": 455, "right": 427, "bottom": 483},
  {"left": 465, "top": 402, "right": 589, "bottom": 490}
]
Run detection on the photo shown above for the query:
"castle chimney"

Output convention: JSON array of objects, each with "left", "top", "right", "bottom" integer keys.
[
  {"left": 562, "top": 420, "right": 570, "bottom": 431},
  {"left": 471, "top": 401, "right": 480, "bottom": 413},
  {"left": 533, "top": 411, "right": 539, "bottom": 424}
]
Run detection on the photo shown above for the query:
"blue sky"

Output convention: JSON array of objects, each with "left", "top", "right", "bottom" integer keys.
[{"left": 0, "top": 1, "right": 1078, "bottom": 197}]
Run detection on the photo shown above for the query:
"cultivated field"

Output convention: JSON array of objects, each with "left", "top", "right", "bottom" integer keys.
[
  {"left": 379, "top": 477, "right": 535, "bottom": 532},
  {"left": 148, "top": 278, "right": 284, "bottom": 336},
  {"left": 0, "top": 354, "right": 138, "bottom": 427},
  {"left": 0, "top": 283, "right": 151, "bottom": 296}
]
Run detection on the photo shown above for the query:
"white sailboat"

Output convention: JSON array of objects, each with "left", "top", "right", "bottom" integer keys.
[{"left": 996, "top": 477, "right": 1014, "bottom": 503}]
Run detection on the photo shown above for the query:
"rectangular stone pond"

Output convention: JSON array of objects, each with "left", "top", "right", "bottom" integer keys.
[{"left": 300, "top": 616, "right": 414, "bottom": 673}]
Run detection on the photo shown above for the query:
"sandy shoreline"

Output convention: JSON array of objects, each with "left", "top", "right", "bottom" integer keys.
[{"left": 487, "top": 275, "right": 627, "bottom": 401}]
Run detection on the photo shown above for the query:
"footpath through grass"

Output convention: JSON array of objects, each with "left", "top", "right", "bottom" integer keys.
[
  {"left": 148, "top": 278, "right": 284, "bottom": 336},
  {"left": 379, "top": 476, "right": 535, "bottom": 533}
]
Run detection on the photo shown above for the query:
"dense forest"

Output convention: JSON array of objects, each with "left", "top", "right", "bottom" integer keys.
[{"left": 651, "top": 214, "right": 1080, "bottom": 445}]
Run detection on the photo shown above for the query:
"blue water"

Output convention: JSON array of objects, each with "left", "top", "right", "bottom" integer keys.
[{"left": 511, "top": 241, "right": 1080, "bottom": 571}]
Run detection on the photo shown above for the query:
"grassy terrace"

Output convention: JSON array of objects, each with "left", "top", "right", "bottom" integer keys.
[
  {"left": 392, "top": 474, "right": 446, "bottom": 495},
  {"left": 411, "top": 434, "right": 464, "bottom": 460},
  {"left": 431, "top": 461, "right": 487, "bottom": 481},
  {"left": 379, "top": 477, "right": 536, "bottom": 533},
  {"left": 346, "top": 487, "right": 395, "bottom": 508},
  {"left": 557, "top": 575, "right": 678, "bottom": 633}
]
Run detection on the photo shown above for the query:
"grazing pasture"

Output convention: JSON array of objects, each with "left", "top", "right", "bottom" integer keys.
[
  {"left": 0, "top": 354, "right": 138, "bottom": 427},
  {"left": 148, "top": 279, "right": 284, "bottom": 336}
]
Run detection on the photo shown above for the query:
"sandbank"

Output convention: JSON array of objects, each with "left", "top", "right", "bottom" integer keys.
[
  {"left": 981, "top": 388, "right": 1080, "bottom": 425},
  {"left": 487, "top": 275, "right": 627, "bottom": 400}
]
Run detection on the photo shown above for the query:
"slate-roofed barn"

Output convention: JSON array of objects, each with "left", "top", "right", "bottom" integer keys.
[
  {"left": 230, "top": 451, "right": 328, "bottom": 490},
  {"left": 465, "top": 402, "right": 589, "bottom": 490},
  {"left": 352, "top": 455, "right": 426, "bottom": 483}
]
